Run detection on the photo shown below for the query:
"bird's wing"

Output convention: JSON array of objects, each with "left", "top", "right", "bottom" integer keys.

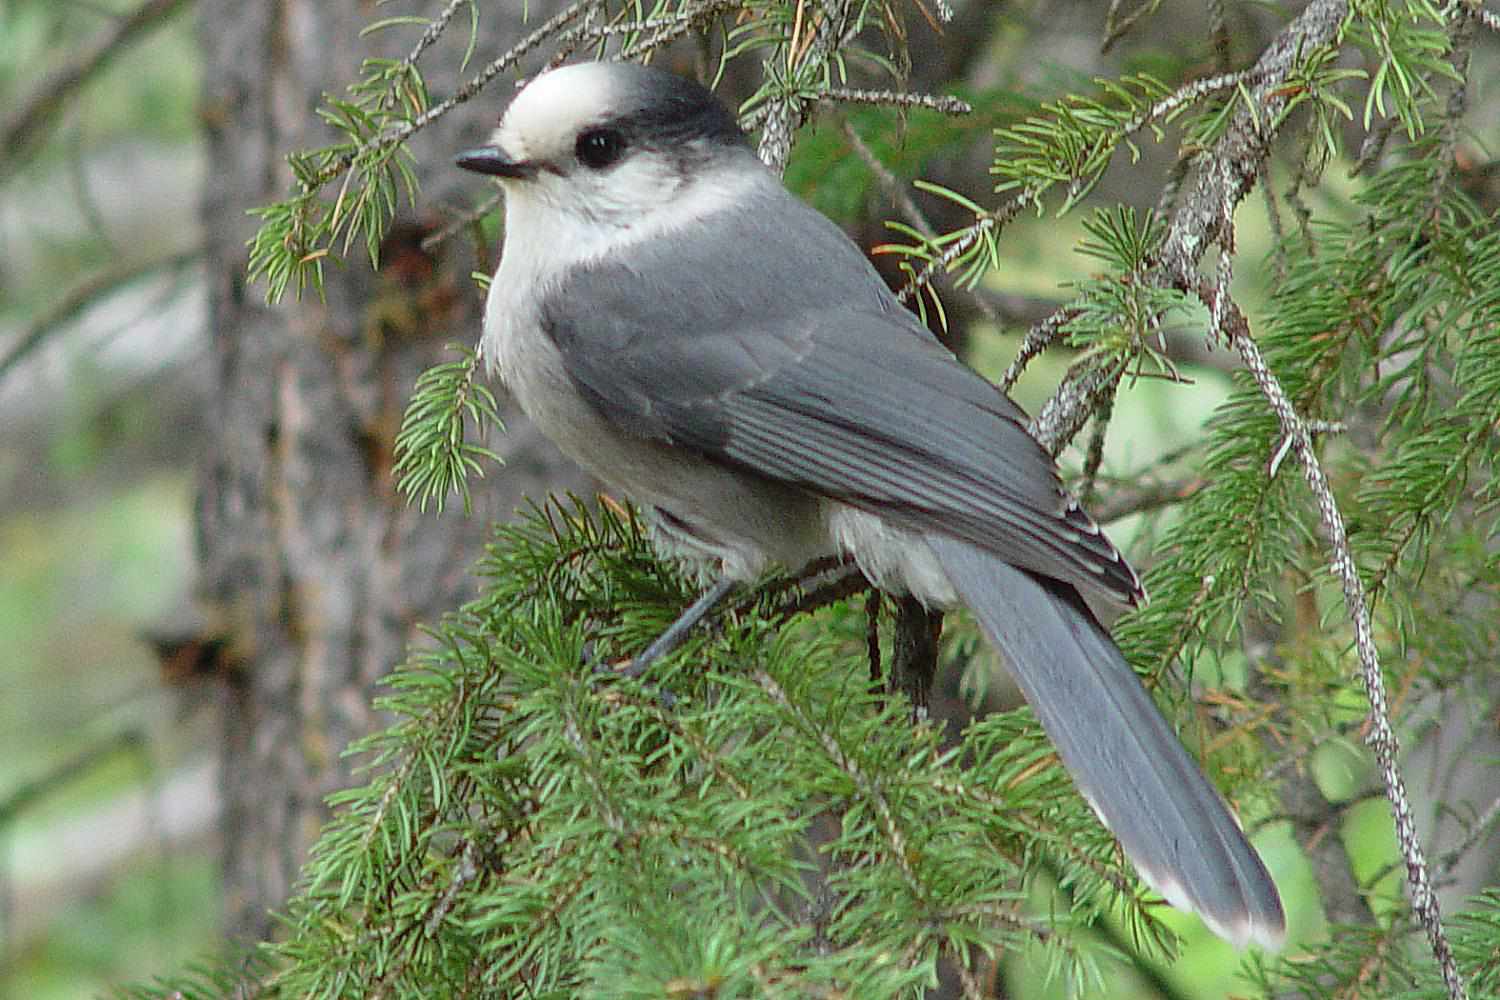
[{"left": 538, "top": 221, "right": 1139, "bottom": 605}]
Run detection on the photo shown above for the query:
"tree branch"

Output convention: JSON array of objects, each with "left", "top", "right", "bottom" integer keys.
[
  {"left": 1141, "top": 3, "right": 1470, "bottom": 992},
  {"left": 0, "top": 247, "right": 201, "bottom": 385},
  {"left": 1213, "top": 288, "right": 1467, "bottom": 1000},
  {"left": 0, "top": 0, "right": 193, "bottom": 182}
]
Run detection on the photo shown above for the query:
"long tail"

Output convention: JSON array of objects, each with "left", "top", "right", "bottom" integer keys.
[{"left": 926, "top": 534, "right": 1285, "bottom": 950}]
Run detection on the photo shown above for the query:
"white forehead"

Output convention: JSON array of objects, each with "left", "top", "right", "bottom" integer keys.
[{"left": 493, "top": 63, "right": 622, "bottom": 161}]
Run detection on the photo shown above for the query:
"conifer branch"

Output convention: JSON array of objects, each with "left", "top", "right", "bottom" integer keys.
[
  {"left": 820, "top": 86, "right": 972, "bottom": 115},
  {"left": 1212, "top": 284, "right": 1468, "bottom": 1000},
  {"left": 614, "top": 0, "right": 746, "bottom": 62},
  {"left": 167, "top": 3, "right": 1500, "bottom": 997},
  {"left": 1141, "top": 2, "right": 1471, "bottom": 992}
]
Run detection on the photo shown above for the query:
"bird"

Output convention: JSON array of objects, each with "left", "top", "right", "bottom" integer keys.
[{"left": 455, "top": 60, "right": 1286, "bottom": 950}]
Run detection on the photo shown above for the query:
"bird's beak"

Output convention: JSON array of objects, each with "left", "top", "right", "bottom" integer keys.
[{"left": 455, "top": 145, "right": 537, "bottom": 179}]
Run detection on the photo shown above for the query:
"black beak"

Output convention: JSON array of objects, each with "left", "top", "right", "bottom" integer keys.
[{"left": 455, "top": 145, "right": 536, "bottom": 179}]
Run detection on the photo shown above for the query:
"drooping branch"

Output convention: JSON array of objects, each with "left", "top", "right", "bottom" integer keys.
[
  {"left": 1205, "top": 282, "right": 1467, "bottom": 1000},
  {"left": 1136, "top": 1, "right": 1471, "bottom": 993}
]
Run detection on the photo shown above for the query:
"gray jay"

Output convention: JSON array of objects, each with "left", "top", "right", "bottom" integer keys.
[{"left": 457, "top": 61, "right": 1285, "bottom": 950}]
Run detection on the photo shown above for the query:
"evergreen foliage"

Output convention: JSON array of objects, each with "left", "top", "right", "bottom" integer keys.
[
  {"left": 169, "top": 499, "right": 1174, "bottom": 997},
  {"left": 152, "top": 0, "right": 1500, "bottom": 996},
  {"left": 394, "top": 343, "right": 502, "bottom": 515}
]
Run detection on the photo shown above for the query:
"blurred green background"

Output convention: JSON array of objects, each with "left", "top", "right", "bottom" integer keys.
[{"left": 1, "top": 3, "right": 218, "bottom": 996}]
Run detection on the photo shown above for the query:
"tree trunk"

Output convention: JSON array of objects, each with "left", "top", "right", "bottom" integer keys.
[{"left": 195, "top": 0, "right": 582, "bottom": 942}]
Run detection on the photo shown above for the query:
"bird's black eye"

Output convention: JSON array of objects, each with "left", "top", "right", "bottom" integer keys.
[{"left": 575, "top": 127, "right": 626, "bottom": 169}]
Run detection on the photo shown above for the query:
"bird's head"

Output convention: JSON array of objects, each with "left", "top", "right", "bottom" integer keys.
[{"left": 456, "top": 62, "right": 753, "bottom": 230}]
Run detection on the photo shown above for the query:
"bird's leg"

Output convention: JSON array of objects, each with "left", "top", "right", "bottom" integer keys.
[
  {"left": 621, "top": 559, "right": 864, "bottom": 681},
  {"left": 623, "top": 576, "right": 738, "bottom": 678},
  {"left": 889, "top": 595, "right": 943, "bottom": 719}
]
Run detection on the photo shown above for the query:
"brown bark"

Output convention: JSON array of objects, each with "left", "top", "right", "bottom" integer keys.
[{"left": 195, "top": 0, "right": 582, "bottom": 942}]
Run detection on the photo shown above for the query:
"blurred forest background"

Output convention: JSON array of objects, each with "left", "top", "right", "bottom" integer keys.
[
  {"left": 1, "top": 2, "right": 214, "bottom": 995},
  {"left": 1, "top": 1, "right": 1498, "bottom": 998}
]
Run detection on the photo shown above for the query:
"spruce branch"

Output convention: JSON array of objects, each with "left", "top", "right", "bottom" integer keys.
[
  {"left": 321, "top": 0, "right": 599, "bottom": 192},
  {"left": 1428, "top": 0, "right": 1478, "bottom": 209},
  {"left": 248, "top": 0, "right": 601, "bottom": 302},
  {"left": 751, "top": 667, "right": 928, "bottom": 901},
  {"left": 614, "top": 0, "right": 746, "bottom": 62},
  {"left": 1211, "top": 285, "right": 1468, "bottom": 1000},
  {"left": 820, "top": 86, "right": 972, "bottom": 115},
  {"left": 1157, "top": 0, "right": 1348, "bottom": 282},
  {"left": 889, "top": 63, "right": 1299, "bottom": 388},
  {"left": 171, "top": 2, "right": 1500, "bottom": 996},
  {"left": 749, "top": 0, "right": 885, "bottom": 173},
  {"left": 392, "top": 344, "right": 502, "bottom": 514},
  {"left": 992, "top": 69, "right": 1263, "bottom": 216},
  {"left": 1142, "top": 3, "right": 1471, "bottom": 992},
  {"left": 882, "top": 193, "right": 1032, "bottom": 315}
]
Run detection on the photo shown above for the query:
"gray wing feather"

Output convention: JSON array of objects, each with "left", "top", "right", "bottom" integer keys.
[{"left": 540, "top": 190, "right": 1138, "bottom": 602}]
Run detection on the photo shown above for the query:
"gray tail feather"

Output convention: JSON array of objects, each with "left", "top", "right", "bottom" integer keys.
[{"left": 926, "top": 534, "right": 1286, "bottom": 950}]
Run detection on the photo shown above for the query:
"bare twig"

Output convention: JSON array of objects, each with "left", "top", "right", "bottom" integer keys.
[
  {"left": 1141, "top": 1, "right": 1470, "bottom": 989},
  {"left": 1209, "top": 0, "right": 1233, "bottom": 71},
  {"left": 1078, "top": 383, "right": 1116, "bottom": 504},
  {"left": 424, "top": 839, "right": 481, "bottom": 936},
  {"left": 842, "top": 124, "right": 936, "bottom": 242},
  {"left": 0, "top": 731, "right": 147, "bottom": 823},
  {"left": 420, "top": 190, "right": 503, "bottom": 254},
  {"left": 1352, "top": 116, "right": 1399, "bottom": 176},
  {"left": 821, "top": 87, "right": 971, "bottom": 115},
  {"left": 0, "top": 0, "right": 193, "bottom": 181},
  {"left": 1215, "top": 286, "right": 1467, "bottom": 1000},
  {"left": 1101, "top": 0, "right": 1162, "bottom": 53},
  {"left": 403, "top": 0, "right": 472, "bottom": 67},
  {"left": 1429, "top": 5, "right": 1477, "bottom": 211},
  {"left": 887, "top": 67, "right": 1250, "bottom": 357},
  {"left": 999, "top": 308, "right": 1074, "bottom": 393},
  {"left": 1087, "top": 478, "right": 1204, "bottom": 524},
  {"left": 1028, "top": 353, "right": 1128, "bottom": 457},
  {"left": 1261, "top": 163, "right": 1290, "bottom": 281},
  {"left": 1434, "top": 793, "right": 1500, "bottom": 882},
  {"left": 842, "top": 123, "right": 1000, "bottom": 327}
]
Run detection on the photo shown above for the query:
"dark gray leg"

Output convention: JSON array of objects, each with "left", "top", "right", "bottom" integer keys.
[{"left": 624, "top": 576, "right": 738, "bottom": 678}]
